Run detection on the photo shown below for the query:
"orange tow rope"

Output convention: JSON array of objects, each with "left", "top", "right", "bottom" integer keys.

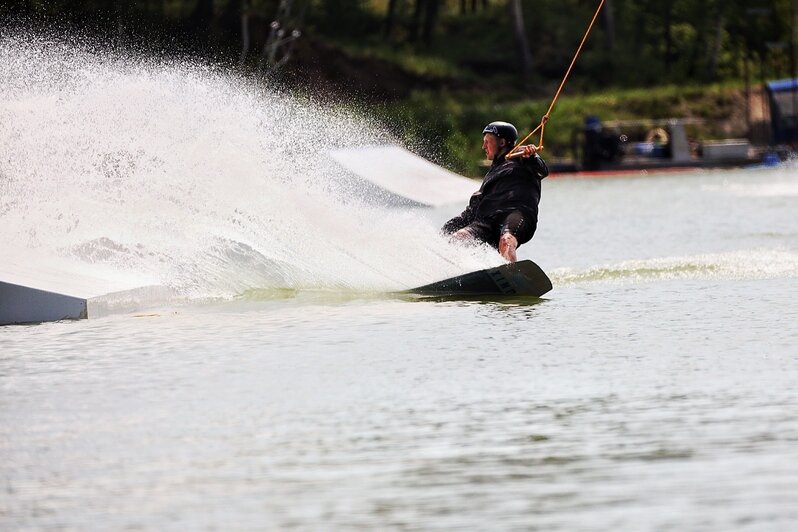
[{"left": 508, "top": 0, "right": 606, "bottom": 158}]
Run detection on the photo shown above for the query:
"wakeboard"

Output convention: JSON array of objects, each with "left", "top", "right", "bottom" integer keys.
[{"left": 408, "top": 260, "right": 552, "bottom": 298}]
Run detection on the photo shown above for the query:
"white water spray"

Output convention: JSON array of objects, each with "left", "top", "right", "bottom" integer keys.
[{"left": 0, "top": 33, "right": 498, "bottom": 300}]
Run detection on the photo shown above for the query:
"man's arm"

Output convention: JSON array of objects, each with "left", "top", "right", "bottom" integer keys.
[
  {"left": 514, "top": 145, "right": 548, "bottom": 178},
  {"left": 441, "top": 192, "right": 481, "bottom": 234},
  {"left": 525, "top": 154, "right": 549, "bottom": 178},
  {"left": 441, "top": 205, "right": 474, "bottom": 234}
]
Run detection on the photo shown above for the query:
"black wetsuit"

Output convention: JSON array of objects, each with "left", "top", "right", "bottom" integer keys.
[{"left": 442, "top": 153, "right": 548, "bottom": 248}]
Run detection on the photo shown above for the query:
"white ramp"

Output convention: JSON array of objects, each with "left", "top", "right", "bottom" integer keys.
[
  {"left": 1, "top": 247, "right": 167, "bottom": 325},
  {"left": 329, "top": 145, "right": 477, "bottom": 207},
  {"left": 0, "top": 281, "right": 88, "bottom": 324}
]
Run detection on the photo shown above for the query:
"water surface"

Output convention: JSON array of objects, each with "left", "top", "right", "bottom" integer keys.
[
  {"left": 3, "top": 168, "right": 798, "bottom": 531},
  {"left": 2, "top": 34, "right": 797, "bottom": 531}
]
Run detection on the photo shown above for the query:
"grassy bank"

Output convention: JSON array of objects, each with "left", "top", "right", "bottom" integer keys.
[{"left": 372, "top": 83, "right": 750, "bottom": 176}]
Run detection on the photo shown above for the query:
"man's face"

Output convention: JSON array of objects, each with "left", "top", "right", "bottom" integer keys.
[{"left": 483, "top": 133, "right": 504, "bottom": 160}]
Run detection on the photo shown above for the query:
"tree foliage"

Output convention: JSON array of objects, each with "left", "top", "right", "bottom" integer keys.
[
  {"left": 2, "top": 0, "right": 794, "bottom": 170},
  {"left": 3, "top": 0, "right": 795, "bottom": 86}
]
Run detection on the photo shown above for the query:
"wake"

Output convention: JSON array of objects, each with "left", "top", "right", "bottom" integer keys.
[
  {"left": 0, "top": 32, "right": 497, "bottom": 301},
  {"left": 551, "top": 249, "right": 798, "bottom": 286}
]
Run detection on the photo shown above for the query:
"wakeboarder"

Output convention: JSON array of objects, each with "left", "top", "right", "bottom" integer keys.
[{"left": 442, "top": 121, "right": 548, "bottom": 262}]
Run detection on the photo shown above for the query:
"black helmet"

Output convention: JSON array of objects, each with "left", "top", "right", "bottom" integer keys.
[{"left": 482, "top": 121, "right": 518, "bottom": 146}]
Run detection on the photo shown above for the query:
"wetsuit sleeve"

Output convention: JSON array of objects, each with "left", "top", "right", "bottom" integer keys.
[
  {"left": 526, "top": 155, "right": 549, "bottom": 178},
  {"left": 441, "top": 205, "right": 474, "bottom": 234},
  {"left": 441, "top": 192, "right": 480, "bottom": 234}
]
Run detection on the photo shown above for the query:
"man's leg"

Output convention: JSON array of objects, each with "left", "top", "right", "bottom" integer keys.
[
  {"left": 498, "top": 233, "right": 518, "bottom": 262},
  {"left": 498, "top": 211, "right": 534, "bottom": 263},
  {"left": 451, "top": 227, "right": 477, "bottom": 242},
  {"left": 448, "top": 222, "right": 492, "bottom": 247}
]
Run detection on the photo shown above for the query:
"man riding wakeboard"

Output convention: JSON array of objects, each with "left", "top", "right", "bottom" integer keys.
[{"left": 442, "top": 121, "right": 548, "bottom": 262}]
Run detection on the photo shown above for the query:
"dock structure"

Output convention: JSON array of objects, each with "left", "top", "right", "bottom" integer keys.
[{"left": 0, "top": 248, "right": 166, "bottom": 326}]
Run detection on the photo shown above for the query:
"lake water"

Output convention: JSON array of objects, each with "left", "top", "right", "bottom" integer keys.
[
  {"left": 3, "top": 166, "right": 798, "bottom": 531},
  {"left": 2, "top": 34, "right": 798, "bottom": 531}
]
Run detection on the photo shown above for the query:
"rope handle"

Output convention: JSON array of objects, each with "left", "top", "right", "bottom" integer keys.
[
  {"left": 507, "top": 115, "right": 549, "bottom": 159},
  {"left": 507, "top": 0, "right": 605, "bottom": 160}
]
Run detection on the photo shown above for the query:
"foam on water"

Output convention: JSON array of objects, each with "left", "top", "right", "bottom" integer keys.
[
  {"left": 0, "top": 33, "right": 499, "bottom": 300},
  {"left": 551, "top": 248, "right": 798, "bottom": 286}
]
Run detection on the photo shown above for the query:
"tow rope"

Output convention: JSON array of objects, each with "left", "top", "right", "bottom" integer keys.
[{"left": 508, "top": 0, "right": 606, "bottom": 159}]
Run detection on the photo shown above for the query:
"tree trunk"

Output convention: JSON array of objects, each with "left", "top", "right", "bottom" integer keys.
[
  {"left": 632, "top": 3, "right": 644, "bottom": 53},
  {"left": 409, "top": 0, "right": 425, "bottom": 42},
  {"left": 705, "top": 10, "right": 724, "bottom": 79},
  {"left": 601, "top": 0, "right": 615, "bottom": 51},
  {"left": 422, "top": 0, "right": 440, "bottom": 46},
  {"left": 509, "top": 0, "right": 533, "bottom": 77},
  {"left": 112, "top": 0, "right": 125, "bottom": 41},
  {"left": 686, "top": 2, "right": 707, "bottom": 78},
  {"left": 386, "top": 0, "right": 399, "bottom": 37},
  {"left": 744, "top": 52, "right": 751, "bottom": 137},
  {"left": 663, "top": 0, "right": 674, "bottom": 74},
  {"left": 190, "top": 0, "right": 215, "bottom": 48},
  {"left": 240, "top": 0, "right": 250, "bottom": 65}
]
